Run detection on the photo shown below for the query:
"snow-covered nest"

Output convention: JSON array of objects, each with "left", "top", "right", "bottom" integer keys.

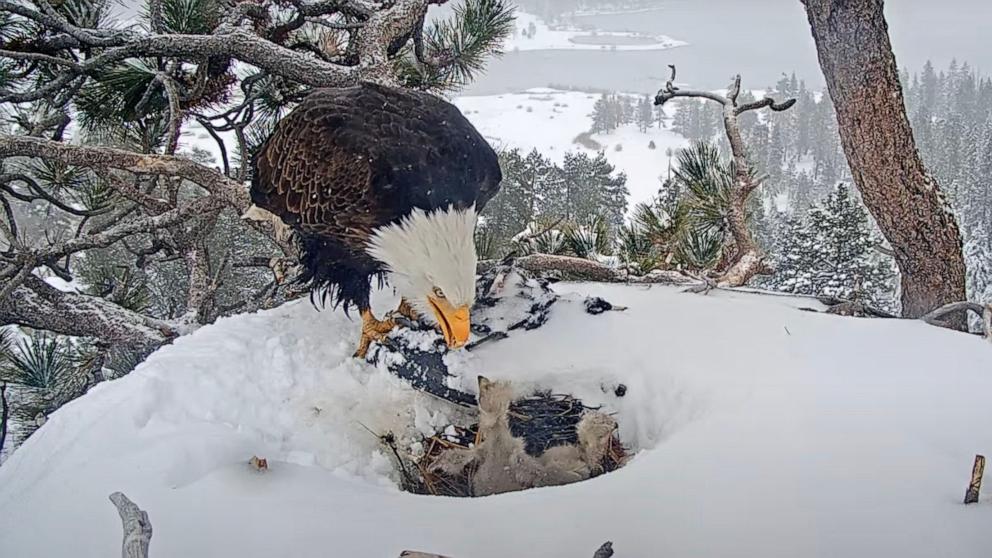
[
  {"left": 365, "top": 265, "right": 629, "bottom": 497},
  {"left": 2, "top": 282, "right": 992, "bottom": 557}
]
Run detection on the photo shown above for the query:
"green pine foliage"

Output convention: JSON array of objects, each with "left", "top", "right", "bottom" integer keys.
[
  {"left": 0, "top": 332, "right": 77, "bottom": 391},
  {"left": 479, "top": 147, "right": 628, "bottom": 258},
  {"left": 56, "top": 0, "right": 113, "bottom": 29},
  {"left": 156, "top": 0, "right": 222, "bottom": 34},
  {"left": 767, "top": 184, "right": 896, "bottom": 308},
  {"left": 589, "top": 92, "right": 646, "bottom": 134},
  {"left": 398, "top": 0, "right": 515, "bottom": 91},
  {"left": 668, "top": 141, "right": 736, "bottom": 269}
]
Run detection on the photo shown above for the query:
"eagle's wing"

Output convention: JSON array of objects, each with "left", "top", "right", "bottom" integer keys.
[
  {"left": 251, "top": 102, "right": 378, "bottom": 243},
  {"left": 251, "top": 84, "right": 502, "bottom": 244}
]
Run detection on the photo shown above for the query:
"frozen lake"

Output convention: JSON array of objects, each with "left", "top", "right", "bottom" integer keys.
[{"left": 465, "top": 0, "right": 992, "bottom": 95}]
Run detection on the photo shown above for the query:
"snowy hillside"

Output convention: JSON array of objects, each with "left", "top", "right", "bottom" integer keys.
[
  {"left": 454, "top": 88, "right": 688, "bottom": 208},
  {"left": 1, "top": 284, "right": 991, "bottom": 557}
]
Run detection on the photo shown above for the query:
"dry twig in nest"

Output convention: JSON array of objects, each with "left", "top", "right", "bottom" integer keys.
[{"left": 405, "top": 391, "right": 628, "bottom": 497}]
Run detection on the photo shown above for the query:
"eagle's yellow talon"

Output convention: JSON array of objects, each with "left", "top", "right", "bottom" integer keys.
[
  {"left": 396, "top": 298, "right": 419, "bottom": 321},
  {"left": 354, "top": 309, "right": 397, "bottom": 359}
]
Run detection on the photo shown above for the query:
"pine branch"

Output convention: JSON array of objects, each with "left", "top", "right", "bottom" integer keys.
[{"left": 400, "top": 0, "right": 514, "bottom": 90}]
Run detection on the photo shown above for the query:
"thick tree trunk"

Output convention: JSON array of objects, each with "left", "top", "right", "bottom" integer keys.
[{"left": 802, "top": 0, "right": 968, "bottom": 325}]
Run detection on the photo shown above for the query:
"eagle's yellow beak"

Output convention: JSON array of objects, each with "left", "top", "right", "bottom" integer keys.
[{"left": 428, "top": 296, "right": 471, "bottom": 349}]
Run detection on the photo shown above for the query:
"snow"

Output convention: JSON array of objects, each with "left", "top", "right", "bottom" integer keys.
[
  {"left": 454, "top": 89, "right": 688, "bottom": 210},
  {"left": 2, "top": 283, "right": 992, "bottom": 557},
  {"left": 505, "top": 11, "right": 686, "bottom": 52}
]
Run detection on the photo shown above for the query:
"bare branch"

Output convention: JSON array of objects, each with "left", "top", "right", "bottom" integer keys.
[
  {"left": 922, "top": 301, "right": 988, "bottom": 332},
  {"left": 736, "top": 97, "right": 798, "bottom": 115},
  {"left": 195, "top": 119, "right": 231, "bottom": 177},
  {"left": 0, "top": 173, "right": 109, "bottom": 217},
  {"left": 654, "top": 87, "right": 727, "bottom": 107},
  {"left": 92, "top": 170, "right": 172, "bottom": 213},
  {"left": 109, "top": 492, "right": 152, "bottom": 558},
  {"left": 0, "top": 193, "right": 20, "bottom": 245},
  {"left": 147, "top": 0, "right": 164, "bottom": 33},
  {"left": 0, "top": 135, "right": 250, "bottom": 210},
  {"left": 651, "top": 65, "right": 795, "bottom": 286},
  {"left": 727, "top": 74, "right": 742, "bottom": 103},
  {"left": 155, "top": 72, "right": 183, "bottom": 155},
  {"left": 38, "top": 196, "right": 222, "bottom": 262},
  {"left": 0, "top": 30, "right": 360, "bottom": 104}
]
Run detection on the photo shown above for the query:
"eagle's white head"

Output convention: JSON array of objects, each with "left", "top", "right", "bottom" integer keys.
[{"left": 366, "top": 206, "right": 478, "bottom": 349}]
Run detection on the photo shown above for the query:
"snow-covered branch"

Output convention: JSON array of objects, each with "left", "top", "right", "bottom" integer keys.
[
  {"left": 0, "top": 276, "right": 176, "bottom": 351},
  {"left": 0, "top": 136, "right": 250, "bottom": 210}
]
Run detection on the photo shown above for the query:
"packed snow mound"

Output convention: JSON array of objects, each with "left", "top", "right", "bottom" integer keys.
[{"left": 2, "top": 284, "right": 992, "bottom": 557}]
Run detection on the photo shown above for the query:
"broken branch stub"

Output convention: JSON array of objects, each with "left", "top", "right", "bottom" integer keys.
[
  {"left": 964, "top": 454, "right": 985, "bottom": 505},
  {"left": 109, "top": 492, "right": 152, "bottom": 558}
]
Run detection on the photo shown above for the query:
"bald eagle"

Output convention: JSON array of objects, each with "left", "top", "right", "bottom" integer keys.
[{"left": 250, "top": 83, "right": 502, "bottom": 357}]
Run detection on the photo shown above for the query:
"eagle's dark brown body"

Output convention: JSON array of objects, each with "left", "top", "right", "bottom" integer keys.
[{"left": 251, "top": 83, "right": 502, "bottom": 311}]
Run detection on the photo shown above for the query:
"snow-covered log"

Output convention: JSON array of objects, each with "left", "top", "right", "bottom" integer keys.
[
  {"left": 477, "top": 254, "right": 694, "bottom": 285},
  {"left": 480, "top": 254, "right": 619, "bottom": 282},
  {"left": 109, "top": 492, "right": 152, "bottom": 558}
]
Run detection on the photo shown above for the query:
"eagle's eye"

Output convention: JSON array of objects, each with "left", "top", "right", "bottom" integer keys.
[{"left": 432, "top": 287, "right": 446, "bottom": 299}]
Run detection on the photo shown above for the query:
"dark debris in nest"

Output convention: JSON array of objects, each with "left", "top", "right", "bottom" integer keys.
[{"left": 398, "top": 392, "right": 629, "bottom": 498}]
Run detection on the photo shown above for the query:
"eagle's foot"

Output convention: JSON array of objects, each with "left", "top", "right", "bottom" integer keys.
[
  {"left": 389, "top": 298, "right": 423, "bottom": 329},
  {"left": 354, "top": 309, "right": 397, "bottom": 359},
  {"left": 396, "top": 298, "right": 419, "bottom": 321}
]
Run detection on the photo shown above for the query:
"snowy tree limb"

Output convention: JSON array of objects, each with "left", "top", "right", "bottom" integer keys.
[
  {"left": 0, "top": 136, "right": 250, "bottom": 210},
  {"left": 0, "top": 135, "right": 298, "bottom": 257},
  {"left": 0, "top": 276, "right": 176, "bottom": 351},
  {"left": 109, "top": 492, "right": 152, "bottom": 558},
  {"left": 0, "top": 0, "right": 455, "bottom": 103}
]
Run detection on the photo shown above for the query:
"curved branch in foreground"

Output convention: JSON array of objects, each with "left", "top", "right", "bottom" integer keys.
[{"left": 922, "top": 301, "right": 992, "bottom": 339}]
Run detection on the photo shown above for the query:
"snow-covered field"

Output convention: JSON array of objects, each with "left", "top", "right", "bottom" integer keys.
[
  {"left": 1, "top": 283, "right": 991, "bottom": 557},
  {"left": 455, "top": 88, "right": 688, "bottom": 209},
  {"left": 506, "top": 11, "right": 686, "bottom": 52}
]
